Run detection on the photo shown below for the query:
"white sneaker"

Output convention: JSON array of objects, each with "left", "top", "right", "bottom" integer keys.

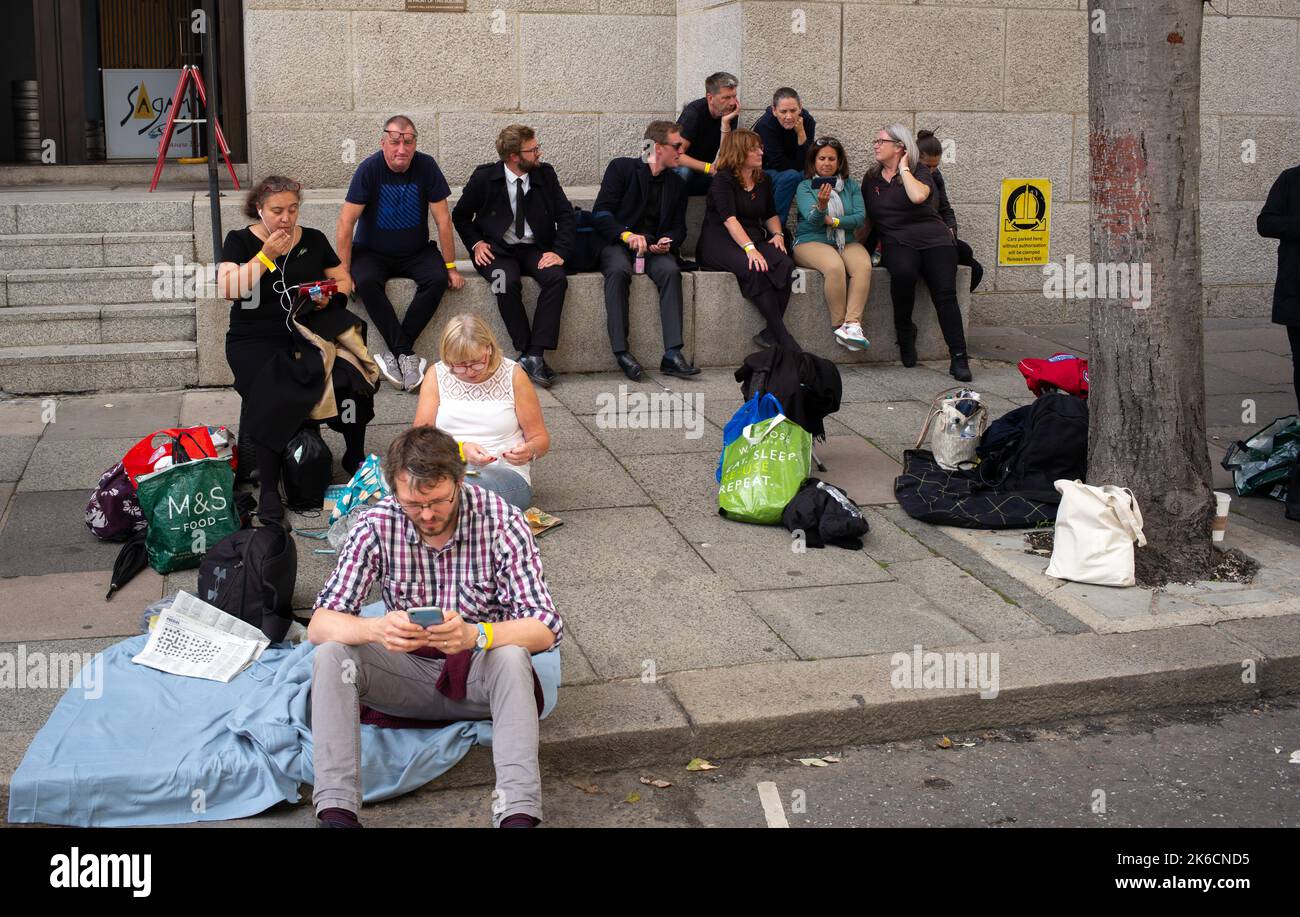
[
  {"left": 375, "top": 351, "right": 403, "bottom": 389},
  {"left": 835, "top": 322, "right": 870, "bottom": 351}
]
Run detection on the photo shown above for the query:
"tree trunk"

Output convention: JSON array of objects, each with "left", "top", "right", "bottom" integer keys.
[{"left": 1088, "top": 0, "right": 1215, "bottom": 583}]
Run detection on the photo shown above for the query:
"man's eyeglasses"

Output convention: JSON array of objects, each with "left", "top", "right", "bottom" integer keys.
[
  {"left": 397, "top": 483, "right": 459, "bottom": 514},
  {"left": 519, "top": 145, "right": 542, "bottom": 156},
  {"left": 667, "top": 142, "right": 685, "bottom": 151},
  {"left": 449, "top": 346, "right": 492, "bottom": 374},
  {"left": 383, "top": 130, "right": 417, "bottom": 147}
]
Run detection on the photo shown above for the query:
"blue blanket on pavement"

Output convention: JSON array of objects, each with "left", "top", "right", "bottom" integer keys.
[{"left": 7, "top": 605, "right": 560, "bottom": 827}]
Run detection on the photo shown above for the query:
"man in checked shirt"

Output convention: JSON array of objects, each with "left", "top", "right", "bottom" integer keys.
[{"left": 307, "top": 425, "right": 562, "bottom": 828}]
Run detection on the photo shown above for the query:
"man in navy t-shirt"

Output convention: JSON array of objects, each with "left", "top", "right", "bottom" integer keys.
[
  {"left": 674, "top": 71, "right": 741, "bottom": 196},
  {"left": 336, "top": 116, "right": 464, "bottom": 392}
]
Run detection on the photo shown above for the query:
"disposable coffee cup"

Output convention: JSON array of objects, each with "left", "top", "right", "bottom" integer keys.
[{"left": 1212, "top": 490, "right": 1231, "bottom": 542}]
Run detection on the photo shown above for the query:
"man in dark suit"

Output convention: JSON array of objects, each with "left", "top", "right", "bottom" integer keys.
[
  {"left": 1258, "top": 162, "right": 1300, "bottom": 521},
  {"left": 452, "top": 124, "right": 575, "bottom": 388},
  {"left": 593, "top": 120, "right": 700, "bottom": 381}
]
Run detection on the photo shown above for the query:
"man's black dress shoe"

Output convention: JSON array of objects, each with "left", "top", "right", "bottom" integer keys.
[
  {"left": 615, "top": 351, "right": 643, "bottom": 382},
  {"left": 752, "top": 328, "right": 776, "bottom": 349},
  {"left": 660, "top": 351, "right": 700, "bottom": 378},
  {"left": 518, "top": 354, "right": 556, "bottom": 388}
]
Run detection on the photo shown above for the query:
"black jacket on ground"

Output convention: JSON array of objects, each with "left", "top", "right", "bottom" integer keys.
[
  {"left": 592, "top": 157, "right": 689, "bottom": 254},
  {"left": 1258, "top": 164, "right": 1300, "bottom": 325},
  {"left": 452, "top": 161, "right": 576, "bottom": 261},
  {"left": 735, "top": 345, "right": 842, "bottom": 440}
]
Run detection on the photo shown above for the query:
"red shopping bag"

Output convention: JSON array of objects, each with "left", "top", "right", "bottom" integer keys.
[
  {"left": 121, "top": 427, "right": 221, "bottom": 487},
  {"left": 1018, "top": 353, "right": 1089, "bottom": 399}
]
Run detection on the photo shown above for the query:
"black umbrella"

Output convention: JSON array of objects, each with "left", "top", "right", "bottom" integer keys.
[{"left": 106, "top": 530, "right": 149, "bottom": 601}]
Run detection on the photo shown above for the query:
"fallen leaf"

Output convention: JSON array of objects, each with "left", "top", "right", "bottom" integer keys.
[
  {"left": 686, "top": 757, "right": 718, "bottom": 771},
  {"left": 624, "top": 791, "right": 641, "bottom": 804},
  {"left": 796, "top": 758, "right": 830, "bottom": 767},
  {"left": 954, "top": 741, "right": 977, "bottom": 748},
  {"left": 822, "top": 755, "right": 841, "bottom": 763},
  {"left": 937, "top": 736, "right": 954, "bottom": 749},
  {"left": 639, "top": 775, "right": 672, "bottom": 788},
  {"left": 567, "top": 780, "right": 601, "bottom": 795}
]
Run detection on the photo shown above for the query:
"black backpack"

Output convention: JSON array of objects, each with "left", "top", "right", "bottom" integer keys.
[
  {"left": 781, "top": 478, "right": 870, "bottom": 549},
  {"left": 282, "top": 425, "right": 333, "bottom": 511},
  {"left": 197, "top": 523, "right": 298, "bottom": 641},
  {"left": 979, "top": 392, "right": 1088, "bottom": 503}
]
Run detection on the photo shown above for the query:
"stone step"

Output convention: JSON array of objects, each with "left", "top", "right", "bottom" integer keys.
[
  {"left": 196, "top": 266, "right": 971, "bottom": 385},
  {"left": 0, "top": 232, "right": 195, "bottom": 270},
  {"left": 1, "top": 190, "right": 196, "bottom": 235},
  {"left": 4, "top": 266, "right": 192, "bottom": 307},
  {"left": 0, "top": 303, "right": 196, "bottom": 346},
  {"left": 0, "top": 341, "right": 197, "bottom": 394},
  {"left": 0, "top": 161, "right": 250, "bottom": 188}
]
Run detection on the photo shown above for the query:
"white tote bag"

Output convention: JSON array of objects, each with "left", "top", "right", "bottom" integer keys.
[
  {"left": 1044, "top": 480, "right": 1147, "bottom": 587},
  {"left": 915, "top": 388, "right": 988, "bottom": 471}
]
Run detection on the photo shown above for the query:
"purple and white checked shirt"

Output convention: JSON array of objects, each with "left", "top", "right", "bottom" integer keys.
[{"left": 314, "top": 483, "right": 562, "bottom": 645}]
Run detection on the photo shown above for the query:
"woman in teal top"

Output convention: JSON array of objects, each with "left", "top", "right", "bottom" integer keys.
[{"left": 793, "top": 137, "right": 871, "bottom": 351}]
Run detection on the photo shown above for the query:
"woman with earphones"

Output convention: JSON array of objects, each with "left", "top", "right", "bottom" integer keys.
[{"left": 217, "top": 175, "right": 374, "bottom": 524}]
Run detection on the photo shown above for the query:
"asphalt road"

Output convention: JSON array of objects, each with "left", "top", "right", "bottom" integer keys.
[{"left": 401, "top": 695, "right": 1300, "bottom": 828}]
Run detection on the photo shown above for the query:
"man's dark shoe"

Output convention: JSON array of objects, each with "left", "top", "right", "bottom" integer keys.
[
  {"left": 317, "top": 807, "right": 362, "bottom": 828},
  {"left": 659, "top": 351, "right": 700, "bottom": 378},
  {"left": 518, "top": 354, "right": 556, "bottom": 389},
  {"left": 614, "top": 351, "right": 643, "bottom": 382},
  {"left": 949, "top": 352, "right": 973, "bottom": 383},
  {"left": 898, "top": 322, "right": 919, "bottom": 368},
  {"left": 752, "top": 328, "right": 776, "bottom": 349}
]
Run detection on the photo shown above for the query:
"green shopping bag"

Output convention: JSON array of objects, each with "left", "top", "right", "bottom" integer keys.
[
  {"left": 717, "top": 413, "right": 812, "bottom": 524},
  {"left": 136, "top": 456, "right": 240, "bottom": 574}
]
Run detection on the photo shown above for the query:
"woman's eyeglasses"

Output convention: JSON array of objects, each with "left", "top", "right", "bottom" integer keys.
[
  {"left": 448, "top": 346, "right": 492, "bottom": 374},
  {"left": 871, "top": 138, "right": 902, "bottom": 147}
]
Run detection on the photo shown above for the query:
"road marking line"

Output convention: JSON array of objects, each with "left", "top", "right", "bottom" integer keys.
[{"left": 756, "top": 781, "right": 789, "bottom": 828}]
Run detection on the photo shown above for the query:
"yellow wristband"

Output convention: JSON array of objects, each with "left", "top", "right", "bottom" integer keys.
[
  {"left": 483, "top": 621, "right": 494, "bottom": 650},
  {"left": 704, "top": 162, "right": 712, "bottom": 175},
  {"left": 743, "top": 242, "right": 756, "bottom": 252},
  {"left": 445, "top": 261, "right": 456, "bottom": 270},
  {"left": 255, "top": 251, "right": 276, "bottom": 272},
  {"left": 832, "top": 217, "right": 841, "bottom": 228},
  {"left": 457, "top": 441, "right": 465, "bottom": 462},
  {"left": 620, "top": 231, "right": 632, "bottom": 242}
]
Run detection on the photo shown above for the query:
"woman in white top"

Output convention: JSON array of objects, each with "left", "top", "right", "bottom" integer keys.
[{"left": 413, "top": 314, "right": 550, "bottom": 510}]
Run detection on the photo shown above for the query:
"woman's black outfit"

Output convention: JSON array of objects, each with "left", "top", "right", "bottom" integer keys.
[
  {"left": 697, "top": 168, "right": 799, "bottom": 350},
  {"left": 863, "top": 162, "right": 968, "bottom": 363},
  {"left": 1257, "top": 163, "right": 1300, "bottom": 520},
  {"left": 222, "top": 226, "right": 374, "bottom": 522}
]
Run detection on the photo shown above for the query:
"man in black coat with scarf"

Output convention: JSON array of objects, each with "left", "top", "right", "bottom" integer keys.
[
  {"left": 1258, "top": 162, "right": 1300, "bottom": 521},
  {"left": 453, "top": 124, "right": 575, "bottom": 388},
  {"left": 592, "top": 120, "right": 699, "bottom": 381}
]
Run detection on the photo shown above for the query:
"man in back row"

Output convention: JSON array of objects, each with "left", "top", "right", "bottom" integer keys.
[
  {"left": 453, "top": 124, "right": 574, "bottom": 389},
  {"left": 337, "top": 115, "right": 464, "bottom": 392},
  {"left": 675, "top": 71, "right": 742, "bottom": 195}
]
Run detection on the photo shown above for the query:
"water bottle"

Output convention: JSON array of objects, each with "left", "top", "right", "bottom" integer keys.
[{"left": 634, "top": 253, "right": 645, "bottom": 274}]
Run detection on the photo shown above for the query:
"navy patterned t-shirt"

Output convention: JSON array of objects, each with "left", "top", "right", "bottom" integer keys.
[{"left": 345, "top": 150, "right": 451, "bottom": 257}]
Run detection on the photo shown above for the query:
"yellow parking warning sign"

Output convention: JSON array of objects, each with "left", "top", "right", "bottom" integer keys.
[{"left": 998, "top": 178, "right": 1051, "bottom": 265}]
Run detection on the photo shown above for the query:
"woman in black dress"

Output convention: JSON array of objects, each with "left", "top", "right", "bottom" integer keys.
[
  {"left": 862, "top": 123, "right": 972, "bottom": 382},
  {"left": 697, "top": 129, "right": 799, "bottom": 350},
  {"left": 217, "top": 176, "right": 371, "bottom": 523}
]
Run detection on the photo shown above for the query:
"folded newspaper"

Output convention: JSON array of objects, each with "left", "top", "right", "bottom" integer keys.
[{"left": 132, "top": 591, "right": 270, "bottom": 682}]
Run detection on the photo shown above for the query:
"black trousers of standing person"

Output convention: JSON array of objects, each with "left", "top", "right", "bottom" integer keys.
[
  {"left": 881, "top": 240, "right": 968, "bottom": 354},
  {"left": 472, "top": 241, "right": 567, "bottom": 354},
  {"left": 599, "top": 246, "right": 684, "bottom": 353},
  {"left": 351, "top": 242, "right": 449, "bottom": 357}
]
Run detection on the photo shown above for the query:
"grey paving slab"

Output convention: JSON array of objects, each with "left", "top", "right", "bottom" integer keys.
[
  {"left": 40, "top": 392, "right": 182, "bottom": 441},
  {"left": 742, "top": 582, "right": 977, "bottom": 660},
  {"left": 0, "top": 636, "right": 121, "bottom": 732},
  {"left": 547, "top": 372, "right": 665, "bottom": 416},
  {"left": 15, "top": 437, "right": 139, "bottom": 493},
  {"left": 0, "top": 482, "right": 13, "bottom": 523},
  {"left": 1204, "top": 365, "right": 1285, "bottom": 396},
  {"left": 531, "top": 448, "right": 650, "bottom": 512},
  {"left": 870, "top": 441, "right": 910, "bottom": 463},
  {"left": 956, "top": 363, "right": 1033, "bottom": 403},
  {"left": 179, "top": 389, "right": 243, "bottom": 428},
  {"left": 559, "top": 636, "right": 599, "bottom": 687},
  {"left": 858, "top": 506, "right": 938, "bottom": 564},
  {"left": 0, "top": 568, "right": 163, "bottom": 642},
  {"left": 834, "top": 400, "right": 931, "bottom": 446},
  {"left": 966, "top": 326, "right": 1084, "bottom": 362},
  {"left": 1204, "top": 324, "right": 1292, "bottom": 355},
  {"left": 368, "top": 386, "right": 419, "bottom": 426},
  {"left": 0, "top": 436, "right": 36, "bottom": 483},
  {"left": 621, "top": 450, "right": 720, "bottom": 521},
  {"left": 577, "top": 412, "right": 721, "bottom": 457},
  {"left": 1206, "top": 350, "right": 1297, "bottom": 388},
  {"left": 1228, "top": 498, "right": 1300, "bottom": 548},
  {"left": 542, "top": 410, "right": 602, "bottom": 451},
  {"left": 0, "top": 730, "right": 36, "bottom": 814},
  {"left": 0, "top": 400, "right": 48, "bottom": 437},
  {"left": 0, "top": 491, "right": 124, "bottom": 577},
  {"left": 814, "top": 436, "right": 902, "bottom": 505},
  {"left": 1219, "top": 613, "right": 1300, "bottom": 694},
  {"left": 531, "top": 506, "right": 713, "bottom": 586},
  {"left": 886, "top": 557, "right": 1053, "bottom": 641},
  {"left": 845, "top": 364, "right": 955, "bottom": 403},
  {"left": 1207, "top": 390, "right": 1297, "bottom": 429},
  {"left": 162, "top": 566, "right": 199, "bottom": 600},
  {"left": 550, "top": 572, "right": 794, "bottom": 679},
  {"left": 1027, "top": 324, "right": 1091, "bottom": 354}
]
